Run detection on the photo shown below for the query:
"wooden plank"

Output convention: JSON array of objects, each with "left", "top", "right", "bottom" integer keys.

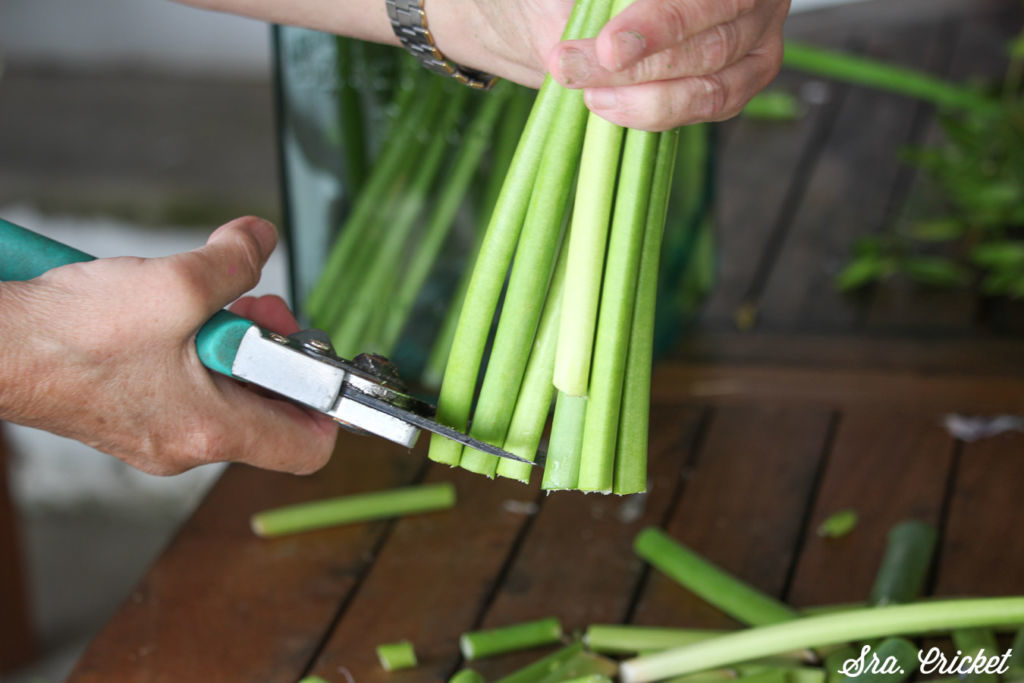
[
  {"left": 651, "top": 363, "right": 1024, "bottom": 414},
  {"left": 785, "top": 409, "right": 954, "bottom": 607},
  {"left": 675, "top": 331, "right": 1024, "bottom": 377},
  {"left": 755, "top": 24, "right": 947, "bottom": 331},
  {"left": 306, "top": 466, "right": 538, "bottom": 682},
  {"left": 0, "top": 422, "right": 35, "bottom": 673},
  {"left": 630, "top": 405, "right": 833, "bottom": 627},
  {"left": 933, "top": 431, "right": 1024, "bottom": 597},
  {"left": 698, "top": 68, "right": 842, "bottom": 328},
  {"left": 69, "top": 433, "right": 424, "bottom": 683},
  {"left": 468, "top": 405, "right": 707, "bottom": 680}
]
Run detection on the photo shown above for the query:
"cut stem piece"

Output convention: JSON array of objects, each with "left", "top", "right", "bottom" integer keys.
[
  {"left": 541, "top": 392, "right": 589, "bottom": 490},
  {"left": 495, "top": 643, "right": 585, "bottom": 683},
  {"left": 869, "top": 520, "right": 937, "bottom": 606},
  {"left": 633, "top": 527, "right": 799, "bottom": 626},
  {"left": 376, "top": 640, "right": 417, "bottom": 671},
  {"left": 585, "top": 625, "right": 723, "bottom": 655},
  {"left": 460, "top": 617, "right": 563, "bottom": 661},
  {"left": 250, "top": 482, "right": 455, "bottom": 537}
]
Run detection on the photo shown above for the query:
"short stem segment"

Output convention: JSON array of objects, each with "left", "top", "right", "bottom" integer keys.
[{"left": 250, "top": 482, "right": 455, "bottom": 537}]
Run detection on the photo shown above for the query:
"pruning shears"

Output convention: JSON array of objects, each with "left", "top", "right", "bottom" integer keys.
[{"left": 0, "top": 218, "right": 531, "bottom": 465}]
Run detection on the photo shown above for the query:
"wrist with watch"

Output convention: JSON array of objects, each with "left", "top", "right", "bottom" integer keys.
[{"left": 384, "top": 0, "right": 499, "bottom": 90}]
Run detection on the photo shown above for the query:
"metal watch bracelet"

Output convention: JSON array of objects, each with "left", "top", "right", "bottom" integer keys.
[{"left": 385, "top": 0, "right": 498, "bottom": 90}]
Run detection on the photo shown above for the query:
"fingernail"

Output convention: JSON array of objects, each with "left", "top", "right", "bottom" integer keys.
[
  {"left": 614, "top": 31, "right": 646, "bottom": 70},
  {"left": 245, "top": 217, "right": 278, "bottom": 260},
  {"left": 585, "top": 87, "right": 618, "bottom": 111},
  {"left": 559, "top": 48, "right": 591, "bottom": 86}
]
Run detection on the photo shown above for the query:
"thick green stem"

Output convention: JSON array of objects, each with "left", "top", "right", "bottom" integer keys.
[
  {"left": 377, "top": 84, "right": 512, "bottom": 352},
  {"left": 541, "top": 392, "right": 589, "bottom": 490},
  {"left": 376, "top": 640, "right": 417, "bottom": 671},
  {"left": 620, "top": 598, "right": 1024, "bottom": 682},
  {"left": 849, "top": 638, "right": 919, "bottom": 683},
  {"left": 634, "top": 528, "right": 800, "bottom": 626},
  {"left": 552, "top": 113, "right": 624, "bottom": 396},
  {"left": 494, "top": 643, "right": 585, "bottom": 683},
  {"left": 449, "top": 670, "right": 486, "bottom": 683},
  {"left": 952, "top": 628, "right": 1000, "bottom": 683},
  {"left": 427, "top": 0, "right": 593, "bottom": 467},
  {"left": 496, "top": 236, "right": 570, "bottom": 483},
  {"left": 459, "top": 83, "right": 590, "bottom": 476},
  {"left": 250, "top": 482, "right": 455, "bottom": 537},
  {"left": 614, "top": 129, "right": 679, "bottom": 494},
  {"left": 869, "top": 520, "right": 937, "bottom": 606},
  {"left": 783, "top": 42, "right": 1001, "bottom": 116},
  {"left": 577, "top": 128, "right": 658, "bottom": 492},
  {"left": 585, "top": 626, "right": 723, "bottom": 655},
  {"left": 460, "top": 617, "right": 564, "bottom": 660}
]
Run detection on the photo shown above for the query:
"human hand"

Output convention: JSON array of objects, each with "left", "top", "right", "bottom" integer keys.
[
  {"left": 0, "top": 217, "right": 338, "bottom": 476},
  {"left": 439, "top": 0, "right": 789, "bottom": 131}
]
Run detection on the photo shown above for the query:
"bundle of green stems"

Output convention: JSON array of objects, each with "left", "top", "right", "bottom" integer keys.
[{"left": 426, "top": 0, "right": 697, "bottom": 493}]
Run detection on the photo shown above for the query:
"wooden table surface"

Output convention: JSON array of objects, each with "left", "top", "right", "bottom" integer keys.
[{"left": 69, "top": 0, "right": 1024, "bottom": 680}]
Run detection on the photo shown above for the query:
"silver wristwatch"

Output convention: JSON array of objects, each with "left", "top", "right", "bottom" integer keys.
[{"left": 385, "top": 0, "right": 498, "bottom": 90}]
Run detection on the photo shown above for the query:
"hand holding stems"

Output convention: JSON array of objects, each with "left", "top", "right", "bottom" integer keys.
[
  {"left": 174, "top": 0, "right": 787, "bottom": 131},
  {"left": 0, "top": 217, "right": 338, "bottom": 476},
  {"left": 454, "top": 0, "right": 790, "bottom": 131}
]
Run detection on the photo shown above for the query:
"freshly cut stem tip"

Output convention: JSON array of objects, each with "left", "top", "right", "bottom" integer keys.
[
  {"left": 449, "top": 670, "right": 486, "bottom": 683},
  {"left": 541, "top": 392, "right": 589, "bottom": 490},
  {"left": 619, "top": 597, "right": 1024, "bottom": 683},
  {"left": 460, "top": 617, "right": 563, "bottom": 660},
  {"left": 494, "top": 642, "right": 585, "bottom": 683},
  {"left": 634, "top": 527, "right": 799, "bottom": 627},
  {"left": 376, "top": 640, "right": 417, "bottom": 671},
  {"left": 250, "top": 482, "right": 455, "bottom": 537}
]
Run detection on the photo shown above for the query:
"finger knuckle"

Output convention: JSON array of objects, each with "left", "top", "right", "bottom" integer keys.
[
  {"left": 180, "top": 418, "right": 232, "bottom": 466},
  {"left": 662, "top": 1, "right": 696, "bottom": 43},
  {"left": 621, "top": 89, "right": 678, "bottom": 132},
  {"left": 163, "top": 256, "right": 215, "bottom": 310},
  {"left": 696, "top": 24, "right": 734, "bottom": 73},
  {"left": 696, "top": 74, "right": 730, "bottom": 120}
]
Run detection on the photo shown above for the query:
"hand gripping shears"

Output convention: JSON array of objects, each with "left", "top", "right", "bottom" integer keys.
[{"left": 0, "top": 218, "right": 531, "bottom": 464}]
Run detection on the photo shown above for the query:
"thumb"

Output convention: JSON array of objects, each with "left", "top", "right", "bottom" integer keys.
[{"left": 163, "top": 216, "right": 278, "bottom": 325}]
